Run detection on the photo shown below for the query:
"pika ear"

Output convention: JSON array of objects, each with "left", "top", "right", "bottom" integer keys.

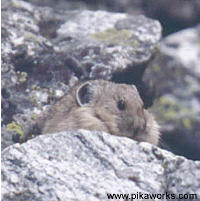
[{"left": 76, "top": 82, "right": 93, "bottom": 106}]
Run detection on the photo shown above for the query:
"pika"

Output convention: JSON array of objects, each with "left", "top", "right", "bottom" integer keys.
[{"left": 22, "top": 80, "right": 160, "bottom": 145}]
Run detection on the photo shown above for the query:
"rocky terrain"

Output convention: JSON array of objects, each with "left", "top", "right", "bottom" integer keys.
[
  {"left": 27, "top": 0, "right": 200, "bottom": 36},
  {"left": 145, "top": 25, "right": 200, "bottom": 160},
  {"left": 2, "top": 0, "right": 200, "bottom": 200},
  {"left": 2, "top": 0, "right": 161, "bottom": 149},
  {"left": 2, "top": 130, "right": 200, "bottom": 201}
]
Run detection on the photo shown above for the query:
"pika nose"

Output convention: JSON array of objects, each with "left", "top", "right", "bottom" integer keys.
[{"left": 133, "top": 121, "right": 147, "bottom": 137}]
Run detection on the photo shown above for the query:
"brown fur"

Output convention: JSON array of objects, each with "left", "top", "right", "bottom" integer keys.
[{"left": 37, "top": 80, "right": 160, "bottom": 145}]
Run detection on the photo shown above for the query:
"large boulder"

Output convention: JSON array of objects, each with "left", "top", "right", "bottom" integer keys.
[
  {"left": 2, "top": 130, "right": 200, "bottom": 201},
  {"left": 25, "top": 0, "right": 200, "bottom": 35},
  {"left": 144, "top": 25, "right": 200, "bottom": 160}
]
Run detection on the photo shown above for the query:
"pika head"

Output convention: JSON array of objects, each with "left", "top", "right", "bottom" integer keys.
[{"left": 41, "top": 80, "right": 160, "bottom": 145}]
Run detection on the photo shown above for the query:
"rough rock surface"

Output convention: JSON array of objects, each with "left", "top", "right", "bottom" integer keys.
[
  {"left": 2, "top": 130, "right": 200, "bottom": 201},
  {"left": 2, "top": 0, "right": 161, "bottom": 149},
  {"left": 144, "top": 25, "right": 200, "bottom": 160},
  {"left": 27, "top": 0, "right": 200, "bottom": 35}
]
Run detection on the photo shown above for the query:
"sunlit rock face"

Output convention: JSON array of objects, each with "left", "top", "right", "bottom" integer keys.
[{"left": 2, "top": 130, "right": 200, "bottom": 201}]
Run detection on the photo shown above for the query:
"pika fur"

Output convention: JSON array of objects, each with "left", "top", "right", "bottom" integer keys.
[{"left": 23, "top": 80, "right": 160, "bottom": 145}]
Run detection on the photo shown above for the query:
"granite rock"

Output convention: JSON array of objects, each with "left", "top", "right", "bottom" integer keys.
[
  {"left": 26, "top": 0, "right": 200, "bottom": 35},
  {"left": 2, "top": 130, "right": 200, "bottom": 201},
  {"left": 144, "top": 25, "right": 200, "bottom": 160}
]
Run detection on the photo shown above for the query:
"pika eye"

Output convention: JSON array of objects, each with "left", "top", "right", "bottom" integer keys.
[{"left": 118, "top": 100, "right": 126, "bottom": 110}]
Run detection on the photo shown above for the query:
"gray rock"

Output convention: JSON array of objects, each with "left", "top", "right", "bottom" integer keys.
[
  {"left": 23, "top": 0, "right": 145, "bottom": 15},
  {"left": 55, "top": 11, "right": 161, "bottom": 78},
  {"left": 26, "top": 0, "right": 89, "bottom": 11},
  {"left": 2, "top": 0, "right": 161, "bottom": 149},
  {"left": 2, "top": 130, "right": 200, "bottom": 201},
  {"left": 25, "top": 0, "right": 200, "bottom": 36},
  {"left": 1, "top": 126, "right": 15, "bottom": 150},
  {"left": 144, "top": 25, "right": 200, "bottom": 160}
]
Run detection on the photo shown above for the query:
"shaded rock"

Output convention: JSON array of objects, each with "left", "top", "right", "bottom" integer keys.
[
  {"left": 2, "top": 0, "right": 161, "bottom": 149},
  {"left": 25, "top": 0, "right": 144, "bottom": 15},
  {"left": 1, "top": 0, "right": 76, "bottom": 150},
  {"left": 144, "top": 0, "right": 200, "bottom": 35},
  {"left": 26, "top": 0, "right": 89, "bottom": 11},
  {"left": 144, "top": 25, "right": 200, "bottom": 160},
  {"left": 2, "top": 130, "right": 200, "bottom": 201},
  {"left": 1, "top": 126, "right": 16, "bottom": 150}
]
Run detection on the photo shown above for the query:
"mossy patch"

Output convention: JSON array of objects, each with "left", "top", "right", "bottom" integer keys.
[
  {"left": 17, "top": 71, "right": 28, "bottom": 83},
  {"left": 7, "top": 121, "right": 24, "bottom": 137},
  {"left": 91, "top": 28, "right": 139, "bottom": 47},
  {"left": 31, "top": 84, "right": 41, "bottom": 90},
  {"left": 153, "top": 43, "right": 160, "bottom": 54},
  {"left": 182, "top": 118, "right": 192, "bottom": 129},
  {"left": 151, "top": 96, "right": 196, "bottom": 126},
  {"left": 151, "top": 64, "right": 161, "bottom": 73},
  {"left": 31, "top": 113, "right": 38, "bottom": 120},
  {"left": 12, "top": 1, "right": 20, "bottom": 8}
]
